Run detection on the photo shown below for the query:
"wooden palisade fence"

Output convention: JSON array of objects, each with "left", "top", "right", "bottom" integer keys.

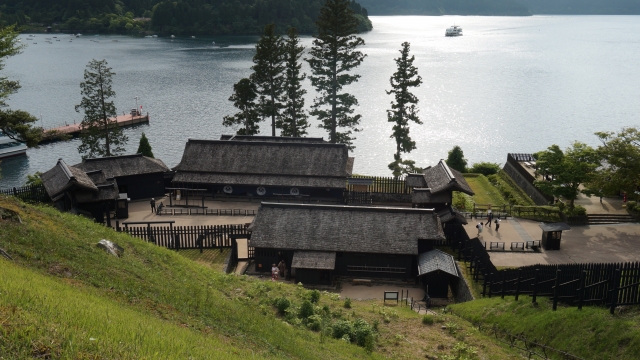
[
  {"left": 0, "top": 184, "right": 49, "bottom": 203},
  {"left": 121, "top": 224, "right": 251, "bottom": 252},
  {"left": 347, "top": 175, "right": 408, "bottom": 194}
]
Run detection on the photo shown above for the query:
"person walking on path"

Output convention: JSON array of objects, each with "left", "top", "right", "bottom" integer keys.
[
  {"left": 476, "top": 222, "right": 483, "bottom": 237},
  {"left": 494, "top": 218, "right": 501, "bottom": 232},
  {"left": 150, "top": 198, "right": 156, "bottom": 213},
  {"left": 485, "top": 210, "right": 493, "bottom": 227}
]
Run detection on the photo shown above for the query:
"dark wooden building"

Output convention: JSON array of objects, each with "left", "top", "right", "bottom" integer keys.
[
  {"left": 172, "top": 138, "right": 354, "bottom": 200},
  {"left": 73, "top": 153, "right": 170, "bottom": 200},
  {"left": 407, "top": 160, "right": 474, "bottom": 243},
  {"left": 41, "top": 159, "right": 119, "bottom": 223},
  {"left": 248, "top": 203, "right": 446, "bottom": 284},
  {"left": 417, "top": 249, "right": 460, "bottom": 298}
]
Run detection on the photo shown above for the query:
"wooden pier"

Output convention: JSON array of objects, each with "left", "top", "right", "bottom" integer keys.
[{"left": 41, "top": 113, "right": 149, "bottom": 143}]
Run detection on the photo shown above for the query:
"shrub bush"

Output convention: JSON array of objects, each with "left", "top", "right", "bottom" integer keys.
[
  {"left": 343, "top": 297, "right": 352, "bottom": 308},
  {"left": 274, "top": 297, "right": 291, "bottom": 315},
  {"left": 299, "top": 300, "right": 314, "bottom": 319},
  {"left": 566, "top": 205, "right": 587, "bottom": 216},
  {"left": 308, "top": 289, "right": 321, "bottom": 303},
  {"left": 306, "top": 314, "right": 323, "bottom": 331},
  {"left": 626, "top": 201, "right": 637, "bottom": 212},
  {"left": 469, "top": 162, "right": 501, "bottom": 176},
  {"left": 353, "top": 318, "right": 375, "bottom": 347},
  {"left": 332, "top": 320, "right": 354, "bottom": 340},
  {"left": 422, "top": 314, "right": 434, "bottom": 325}
]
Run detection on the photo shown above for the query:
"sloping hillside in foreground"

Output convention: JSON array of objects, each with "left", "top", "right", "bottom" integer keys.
[{"left": 0, "top": 196, "right": 523, "bottom": 359}]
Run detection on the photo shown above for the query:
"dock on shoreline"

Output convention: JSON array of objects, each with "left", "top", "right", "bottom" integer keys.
[{"left": 41, "top": 113, "right": 149, "bottom": 143}]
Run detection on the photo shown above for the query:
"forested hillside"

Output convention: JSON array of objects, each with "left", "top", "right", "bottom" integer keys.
[
  {"left": 0, "top": 0, "right": 372, "bottom": 35},
  {"left": 515, "top": 0, "right": 640, "bottom": 14},
  {"left": 355, "top": 0, "right": 531, "bottom": 16}
]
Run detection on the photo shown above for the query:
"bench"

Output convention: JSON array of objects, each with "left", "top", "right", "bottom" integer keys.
[
  {"left": 526, "top": 240, "right": 541, "bottom": 249},
  {"left": 352, "top": 279, "right": 372, "bottom": 285},
  {"left": 510, "top": 242, "right": 525, "bottom": 251},
  {"left": 490, "top": 242, "right": 505, "bottom": 251}
]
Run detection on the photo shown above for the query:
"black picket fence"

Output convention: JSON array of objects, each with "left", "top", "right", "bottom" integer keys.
[
  {"left": 348, "top": 175, "right": 409, "bottom": 194},
  {"left": 121, "top": 224, "right": 250, "bottom": 251},
  {"left": 0, "top": 184, "right": 49, "bottom": 203}
]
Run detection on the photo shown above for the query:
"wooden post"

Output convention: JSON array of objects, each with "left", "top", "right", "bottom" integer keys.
[
  {"left": 553, "top": 269, "right": 561, "bottom": 311},
  {"left": 532, "top": 269, "right": 539, "bottom": 304},
  {"left": 115, "top": 220, "right": 120, "bottom": 232},
  {"left": 610, "top": 269, "right": 621, "bottom": 315},
  {"left": 515, "top": 269, "right": 522, "bottom": 301},
  {"left": 483, "top": 273, "right": 488, "bottom": 297},
  {"left": 501, "top": 271, "right": 506, "bottom": 299},
  {"left": 578, "top": 270, "right": 586, "bottom": 310}
]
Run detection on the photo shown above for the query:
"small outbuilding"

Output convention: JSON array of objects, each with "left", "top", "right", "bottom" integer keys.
[
  {"left": 248, "top": 202, "right": 446, "bottom": 284},
  {"left": 539, "top": 222, "right": 571, "bottom": 250},
  {"left": 172, "top": 137, "right": 354, "bottom": 200},
  {"left": 41, "top": 159, "right": 119, "bottom": 224},
  {"left": 73, "top": 153, "right": 170, "bottom": 200},
  {"left": 408, "top": 160, "right": 474, "bottom": 210},
  {"left": 417, "top": 249, "right": 460, "bottom": 298}
]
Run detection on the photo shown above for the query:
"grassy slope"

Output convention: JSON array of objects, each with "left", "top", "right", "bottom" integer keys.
[
  {"left": 450, "top": 297, "right": 640, "bottom": 360},
  {"left": 463, "top": 174, "right": 508, "bottom": 206},
  {"left": 0, "top": 196, "right": 524, "bottom": 359}
]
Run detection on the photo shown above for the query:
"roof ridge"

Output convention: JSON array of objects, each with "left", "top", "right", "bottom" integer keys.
[
  {"left": 261, "top": 202, "right": 435, "bottom": 213},
  {"left": 57, "top": 159, "right": 74, "bottom": 181},
  {"left": 187, "top": 139, "right": 346, "bottom": 149},
  {"left": 438, "top": 159, "right": 457, "bottom": 183},
  {"left": 84, "top": 153, "right": 144, "bottom": 162}
]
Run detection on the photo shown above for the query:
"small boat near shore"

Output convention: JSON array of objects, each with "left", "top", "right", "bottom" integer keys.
[
  {"left": 0, "top": 136, "right": 27, "bottom": 159},
  {"left": 445, "top": 25, "right": 463, "bottom": 37}
]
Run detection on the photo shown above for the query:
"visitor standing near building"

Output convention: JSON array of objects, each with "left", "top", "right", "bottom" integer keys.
[
  {"left": 271, "top": 263, "right": 279, "bottom": 281},
  {"left": 495, "top": 218, "right": 500, "bottom": 232},
  {"left": 150, "top": 198, "right": 156, "bottom": 213}
]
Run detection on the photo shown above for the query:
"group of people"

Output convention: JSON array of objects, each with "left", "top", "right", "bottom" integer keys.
[
  {"left": 271, "top": 260, "right": 287, "bottom": 281},
  {"left": 476, "top": 210, "right": 501, "bottom": 236}
]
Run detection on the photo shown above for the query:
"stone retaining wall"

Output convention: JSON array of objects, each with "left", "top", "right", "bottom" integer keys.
[{"left": 503, "top": 162, "right": 553, "bottom": 206}]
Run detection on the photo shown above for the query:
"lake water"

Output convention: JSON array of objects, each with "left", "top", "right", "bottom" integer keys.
[{"left": 2, "top": 16, "right": 640, "bottom": 188}]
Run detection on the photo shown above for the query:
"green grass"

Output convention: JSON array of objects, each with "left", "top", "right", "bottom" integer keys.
[
  {"left": 177, "top": 248, "right": 230, "bottom": 272},
  {"left": 463, "top": 174, "right": 508, "bottom": 206},
  {"left": 450, "top": 297, "right": 640, "bottom": 360},
  {"left": 489, "top": 171, "right": 536, "bottom": 206}
]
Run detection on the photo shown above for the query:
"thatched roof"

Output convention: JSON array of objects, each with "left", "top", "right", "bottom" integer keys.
[
  {"left": 291, "top": 251, "right": 336, "bottom": 270},
  {"left": 417, "top": 249, "right": 459, "bottom": 277},
  {"left": 406, "top": 174, "right": 427, "bottom": 188},
  {"left": 73, "top": 153, "right": 170, "bottom": 178},
  {"left": 436, "top": 207, "right": 468, "bottom": 225},
  {"left": 42, "top": 159, "right": 98, "bottom": 198},
  {"left": 411, "top": 188, "right": 452, "bottom": 204},
  {"left": 249, "top": 203, "right": 445, "bottom": 255},
  {"left": 422, "top": 160, "right": 474, "bottom": 195},
  {"left": 41, "top": 159, "right": 119, "bottom": 203},
  {"left": 219, "top": 135, "right": 327, "bottom": 143},
  {"left": 173, "top": 139, "right": 352, "bottom": 188}
]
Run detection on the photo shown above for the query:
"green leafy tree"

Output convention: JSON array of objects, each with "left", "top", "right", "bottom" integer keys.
[
  {"left": 223, "top": 78, "right": 261, "bottom": 135},
  {"left": 586, "top": 127, "right": 640, "bottom": 198},
  {"left": 277, "top": 27, "right": 309, "bottom": 137},
  {"left": 251, "top": 23, "right": 285, "bottom": 136},
  {"left": 387, "top": 42, "right": 422, "bottom": 177},
  {"left": 469, "top": 162, "right": 501, "bottom": 176},
  {"left": 534, "top": 142, "right": 600, "bottom": 208},
  {"left": 26, "top": 171, "right": 43, "bottom": 186},
  {"left": 0, "top": 25, "right": 41, "bottom": 147},
  {"left": 446, "top": 146, "right": 467, "bottom": 173},
  {"left": 76, "top": 59, "right": 128, "bottom": 159},
  {"left": 137, "top": 132, "right": 154, "bottom": 158},
  {"left": 307, "top": 0, "right": 366, "bottom": 149}
]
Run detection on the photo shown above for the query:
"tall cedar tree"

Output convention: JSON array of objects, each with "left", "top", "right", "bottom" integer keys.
[
  {"left": 0, "top": 25, "right": 41, "bottom": 147},
  {"left": 387, "top": 42, "right": 423, "bottom": 177},
  {"left": 446, "top": 145, "right": 467, "bottom": 173},
  {"left": 137, "top": 132, "right": 154, "bottom": 158},
  {"left": 251, "top": 23, "right": 285, "bottom": 136},
  {"left": 277, "top": 27, "right": 309, "bottom": 137},
  {"left": 76, "top": 59, "right": 127, "bottom": 159},
  {"left": 307, "top": 0, "right": 366, "bottom": 149},
  {"left": 223, "top": 78, "right": 261, "bottom": 135}
]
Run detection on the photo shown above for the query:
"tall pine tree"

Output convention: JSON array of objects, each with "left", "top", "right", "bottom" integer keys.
[
  {"left": 277, "top": 27, "right": 309, "bottom": 137},
  {"left": 223, "top": 78, "right": 261, "bottom": 135},
  {"left": 76, "top": 59, "right": 127, "bottom": 159},
  {"left": 387, "top": 42, "right": 423, "bottom": 177},
  {"left": 307, "top": 0, "right": 366, "bottom": 149},
  {"left": 251, "top": 23, "right": 285, "bottom": 136}
]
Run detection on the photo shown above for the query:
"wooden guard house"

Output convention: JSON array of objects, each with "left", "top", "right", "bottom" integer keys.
[
  {"left": 171, "top": 137, "right": 354, "bottom": 201},
  {"left": 248, "top": 203, "right": 446, "bottom": 285},
  {"left": 417, "top": 249, "right": 460, "bottom": 298},
  {"left": 406, "top": 160, "right": 474, "bottom": 242},
  {"left": 41, "top": 159, "right": 120, "bottom": 224},
  {"left": 73, "top": 153, "right": 170, "bottom": 200}
]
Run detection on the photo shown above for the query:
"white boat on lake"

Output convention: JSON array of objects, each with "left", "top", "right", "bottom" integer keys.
[
  {"left": 445, "top": 25, "right": 463, "bottom": 37},
  {"left": 0, "top": 136, "right": 27, "bottom": 159}
]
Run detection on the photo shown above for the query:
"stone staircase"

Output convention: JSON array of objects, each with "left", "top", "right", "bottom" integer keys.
[{"left": 587, "top": 213, "right": 637, "bottom": 225}]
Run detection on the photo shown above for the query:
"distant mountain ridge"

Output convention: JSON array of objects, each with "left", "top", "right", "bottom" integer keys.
[{"left": 356, "top": 0, "right": 640, "bottom": 15}]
